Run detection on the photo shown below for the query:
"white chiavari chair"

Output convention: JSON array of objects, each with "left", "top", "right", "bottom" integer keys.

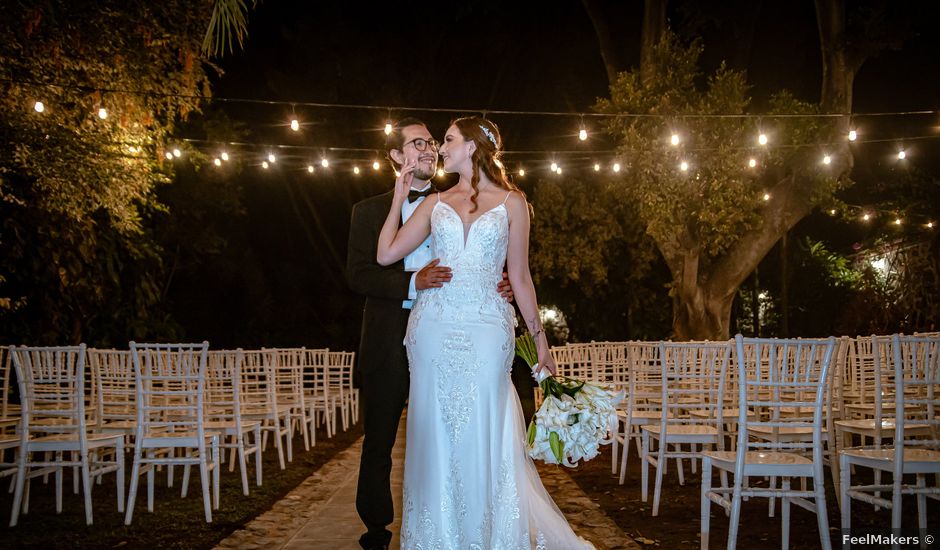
[
  {"left": 302, "top": 348, "right": 331, "bottom": 441},
  {"left": 240, "top": 349, "right": 292, "bottom": 469},
  {"left": 641, "top": 340, "right": 731, "bottom": 516},
  {"left": 205, "top": 349, "right": 263, "bottom": 495},
  {"left": 1, "top": 346, "right": 20, "bottom": 433},
  {"left": 125, "top": 342, "right": 219, "bottom": 524},
  {"left": 270, "top": 348, "right": 311, "bottom": 451},
  {"left": 9, "top": 345, "right": 125, "bottom": 526},
  {"left": 327, "top": 351, "right": 355, "bottom": 433},
  {"left": 701, "top": 336, "right": 836, "bottom": 550},
  {"left": 840, "top": 334, "right": 940, "bottom": 540},
  {"left": 616, "top": 341, "right": 664, "bottom": 484}
]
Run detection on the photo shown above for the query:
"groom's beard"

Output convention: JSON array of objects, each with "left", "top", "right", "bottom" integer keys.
[{"left": 413, "top": 166, "right": 435, "bottom": 181}]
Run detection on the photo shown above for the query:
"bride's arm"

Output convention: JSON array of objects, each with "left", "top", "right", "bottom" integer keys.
[
  {"left": 377, "top": 160, "right": 434, "bottom": 266},
  {"left": 504, "top": 192, "right": 556, "bottom": 376}
]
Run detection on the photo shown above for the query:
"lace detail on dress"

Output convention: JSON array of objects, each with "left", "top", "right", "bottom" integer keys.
[{"left": 434, "top": 330, "right": 480, "bottom": 446}]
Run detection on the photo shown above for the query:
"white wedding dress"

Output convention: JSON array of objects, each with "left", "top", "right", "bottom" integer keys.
[{"left": 401, "top": 193, "right": 593, "bottom": 549}]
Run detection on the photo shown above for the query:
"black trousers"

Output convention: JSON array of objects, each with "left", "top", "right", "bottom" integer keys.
[{"left": 355, "top": 311, "right": 410, "bottom": 549}]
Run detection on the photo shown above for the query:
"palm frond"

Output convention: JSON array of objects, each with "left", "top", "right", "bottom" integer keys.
[{"left": 202, "top": 0, "right": 252, "bottom": 58}]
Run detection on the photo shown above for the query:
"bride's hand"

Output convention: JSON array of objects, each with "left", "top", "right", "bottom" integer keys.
[
  {"left": 536, "top": 336, "right": 557, "bottom": 377},
  {"left": 394, "top": 159, "right": 417, "bottom": 203}
]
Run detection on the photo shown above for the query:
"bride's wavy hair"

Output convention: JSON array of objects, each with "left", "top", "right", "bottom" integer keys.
[{"left": 452, "top": 116, "right": 525, "bottom": 213}]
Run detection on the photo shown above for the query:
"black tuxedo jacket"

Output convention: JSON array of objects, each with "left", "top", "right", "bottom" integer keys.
[{"left": 347, "top": 191, "right": 413, "bottom": 375}]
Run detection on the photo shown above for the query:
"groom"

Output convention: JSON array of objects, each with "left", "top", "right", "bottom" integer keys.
[{"left": 348, "top": 118, "right": 515, "bottom": 550}]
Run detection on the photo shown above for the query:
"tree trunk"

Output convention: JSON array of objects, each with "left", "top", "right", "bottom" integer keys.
[
  {"left": 672, "top": 281, "right": 734, "bottom": 341},
  {"left": 582, "top": 0, "right": 623, "bottom": 86},
  {"left": 815, "top": 0, "right": 853, "bottom": 113},
  {"left": 640, "top": 0, "right": 668, "bottom": 85}
]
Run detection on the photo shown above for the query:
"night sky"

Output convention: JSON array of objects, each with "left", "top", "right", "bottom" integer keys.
[{"left": 173, "top": 1, "right": 940, "bottom": 347}]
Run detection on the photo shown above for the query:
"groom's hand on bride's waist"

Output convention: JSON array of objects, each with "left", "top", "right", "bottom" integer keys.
[
  {"left": 415, "top": 258, "right": 452, "bottom": 290},
  {"left": 497, "top": 271, "right": 514, "bottom": 303}
]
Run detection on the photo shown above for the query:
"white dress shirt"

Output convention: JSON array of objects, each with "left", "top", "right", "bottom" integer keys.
[{"left": 402, "top": 184, "right": 433, "bottom": 309}]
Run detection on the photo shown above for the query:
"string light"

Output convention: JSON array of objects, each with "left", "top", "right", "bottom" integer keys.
[
  {"left": 670, "top": 133, "right": 680, "bottom": 146},
  {"left": 763, "top": 193, "right": 771, "bottom": 201},
  {"left": 822, "top": 154, "right": 832, "bottom": 165},
  {"left": 290, "top": 118, "right": 300, "bottom": 132},
  {"left": 757, "top": 133, "right": 768, "bottom": 146},
  {"left": 98, "top": 108, "right": 108, "bottom": 119},
  {"left": 862, "top": 213, "right": 871, "bottom": 221},
  {"left": 679, "top": 160, "right": 689, "bottom": 172},
  {"left": 372, "top": 160, "right": 381, "bottom": 171},
  {"left": 579, "top": 128, "right": 588, "bottom": 141},
  {"left": 894, "top": 217, "right": 902, "bottom": 225},
  {"left": 518, "top": 168, "right": 525, "bottom": 177},
  {"left": 556, "top": 167, "right": 563, "bottom": 175},
  {"left": 33, "top": 101, "right": 45, "bottom": 113},
  {"left": 213, "top": 158, "right": 221, "bottom": 167},
  {"left": 267, "top": 153, "right": 276, "bottom": 163},
  {"left": 172, "top": 148, "right": 181, "bottom": 158},
  {"left": 262, "top": 161, "right": 269, "bottom": 169},
  {"left": 353, "top": 166, "right": 360, "bottom": 175},
  {"left": 221, "top": 151, "right": 229, "bottom": 161},
  {"left": 164, "top": 152, "right": 173, "bottom": 160},
  {"left": 848, "top": 129, "right": 857, "bottom": 141},
  {"left": 829, "top": 209, "right": 837, "bottom": 215},
  {"left": 384, "top": 122, "right": 393, "bottom": 135},
  {"left": 897, "top": 150, "right": 906, "bottom": 160},
  {"left": 594, "top": 163, "right": 601, "bottom": 172},
  {"left": 394, "top": 170, "right": 401, "bottom": 177},
  {"left": 928, "top": 222, "right": 935, "bottom": 229},
  {"left": 612, "top": 162, "right": 621, "bottom": 172},
  {"left": 436, "top": 168, "right": 445, "bottom": 178},
  {"left": 550, "top": 162, "right": 558, "bottom": 172},
  {"left": 321, "top": 158, "right": 329, "bottom": 168},
  {"left": 307, "top": 165, "right": 315, "bottom": 174},
  {"left": 748, "top": 158, "right": 757, "bottom": 168}
]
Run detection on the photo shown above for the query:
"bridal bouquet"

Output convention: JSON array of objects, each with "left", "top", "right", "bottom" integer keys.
[{"left": 515, "top": 333, "right": 623, "bottom": 467}]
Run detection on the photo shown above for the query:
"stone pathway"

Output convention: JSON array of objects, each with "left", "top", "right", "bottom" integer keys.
[{"left": 215, "top": 420, "right": 638, "bottom": 550}]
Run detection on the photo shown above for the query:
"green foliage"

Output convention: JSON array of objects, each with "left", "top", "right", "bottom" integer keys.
[
  {"left": 529, "top": 177, "right": 670, "bottom": 341},
  {"left": 0, "top": 1, "right": 213, "bottom": 344}
]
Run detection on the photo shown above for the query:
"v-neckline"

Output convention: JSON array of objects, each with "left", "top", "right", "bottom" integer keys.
[{"left": 435, "top": 200, "right": 506, "bottom": 247}]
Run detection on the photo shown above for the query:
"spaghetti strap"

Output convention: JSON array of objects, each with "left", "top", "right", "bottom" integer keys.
[
  {"left": 437, "top": 192, "right": 441, "bottom": 203},
  {"left": 501, "top": 191, "right": 512, "bottom": 205}
]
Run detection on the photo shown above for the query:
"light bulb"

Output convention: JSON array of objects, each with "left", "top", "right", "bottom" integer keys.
[
  {"left": 862, "top": 213, "right": 871, "bottom": 221},
  {"left": 33, "top": 101, "right": 45, "bottom": 113},
  {"left": 221, "top": 151, "right": 229, "bottom": 161},
  {"left": 612, "top": 163, "right": 621, "bottom": 173},
  {"left": 321, "top": 158, "right": 329, "bottom": 168},
  {"left": 518, "top": 168, "right": 525, "bottom": 177},
  {"left": 172, "top": 148, "right": 181, "bottom": 158},
  {"left": 758, "top": 133, "right": 768, "bottom": 146},
  {"left": 594, "top": 163, "right": 601, "bottom": 172},
  {"left": 897, "top": 150, "right": 906, "bottom": 160},
  {"left": 579, "top": 129, "right": 588, "bottom": 141},
  {"left": 437, "top": 168, "right": 445, "bottom": 177},
  {"left": 848, "top": 129, "right": 857, "bottom": 141},
  {"left": 670, "top": 134, "right": 680, "bottom": 146},
  {"left": 679, "top": 161, "right": 689, "bottom": 172},
  {"left": 354, "top": 166, "right": 361, "bottom": 175},
  {"left": 164, "top": 152, "right": 173, "bottom": 160},
  {"left": 763, "top": 193, "right": 771, "bottom": 201},
  {"left": 267, "top": 153, "right": 276, "bottom": 163},
  {"left": 894, "top": 218, "right": 902, "bottom": 225},
  {"left": 307, "top": 165, "right": 315, "bottom": 174},
  {"left": 373, "top": 161, "right": 381, "bottom": 171},
  {"left": 290, "top": 119, "right": 299, "bottom": 132},
  {"left": 395, "top": 170, "right": 401, "bottom": 177},
  {"left": 748, "top": 158, "right": 757, "bottom": 168},
  {"left": 829, "top": 209, "right": 836, "bottom": 215},
  {"left": 822, "top": 154, "right": 832, "bottom": 165},
  {"left": 384, "top": 122, "right": 393, "bottom": 135},
  {"left": 550, "top": 162, "right": 558, "bottom": 172},
  {"left": 262, "top": 161, "right": 269, "bottom": 169},
  {"left": 556, "top": 167, "right": 562, "bottom": 175},
  {"left": 928, "top": 222, "right": 935, "bottom": 229},
  {"left": 213, "top": 158, "right": 221, "bottom": 167},
  {"left": 98, "top": 108, "right": 108, "bottom": 119}
]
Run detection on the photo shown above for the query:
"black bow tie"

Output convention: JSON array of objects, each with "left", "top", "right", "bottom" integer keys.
[{"left": 408, "top": 188, "right": 432, "bottom": 203}]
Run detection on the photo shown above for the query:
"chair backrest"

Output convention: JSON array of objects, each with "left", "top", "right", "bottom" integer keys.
[
  {"left": 733, "top": 336, "right": 835, "bottom": 461},
  {"left": 240, "top": 349, "right": 278, "bottom": 414},
  {"left": 1, "top": 345, "right": 15, "bottom": 418},
  {"left": 10, "top": 345, "right": 88, "bottom": 441},
  {"left": 87, "top": 348, "right": 134, "bottom": 426},
  {"left": 657, "top": 340, "right": 731, "bottom": 439},
  {"left": 551, "top": 344, "right": 593, "bottom": 380},
  {"left": 205, "top": 349, "right": 245, "bottom": 427},
  {"left": 129, "top": 342, "right": 209, "bottom": 438},
  {"left": 625, "top": 341, "right": 663, "bottom": 415},
  {"left": 302, "top": 348, "right": 329, "bottom": 398},
  {"left": 891, "top": 334, "right": 940, "bottom": 454},
  {"left": 269, "top": 348, "right": 305, "bottom": 407},
  {"left": 327, "top": 351, "right": 355, "bottom": 397}
]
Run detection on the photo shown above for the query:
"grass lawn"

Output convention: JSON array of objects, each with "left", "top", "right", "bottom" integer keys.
[{"left": 2, "top": 423, "right": 363, "bottom": 549}]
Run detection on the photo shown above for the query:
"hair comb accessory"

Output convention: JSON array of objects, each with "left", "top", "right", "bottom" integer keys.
[{"left": 479, "top": 125, "right": 498, "bottom": 147}]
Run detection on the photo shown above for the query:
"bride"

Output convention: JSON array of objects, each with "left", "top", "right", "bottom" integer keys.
[{"left": 377, "top": 117, "right": 593, "bottom": 549}]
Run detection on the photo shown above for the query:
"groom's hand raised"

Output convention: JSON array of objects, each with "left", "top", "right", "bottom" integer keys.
[{"left": 415, "top": 259, "right": 452, "bottom": 290}]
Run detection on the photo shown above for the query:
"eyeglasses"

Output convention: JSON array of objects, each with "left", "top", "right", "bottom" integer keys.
[{"left": 402, "top": 137, "right": 439, "bottom": 152}]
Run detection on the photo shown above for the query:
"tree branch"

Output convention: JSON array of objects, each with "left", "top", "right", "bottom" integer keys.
[{"left": 582, "top": 0, "right": 622, "bottom": 87}]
